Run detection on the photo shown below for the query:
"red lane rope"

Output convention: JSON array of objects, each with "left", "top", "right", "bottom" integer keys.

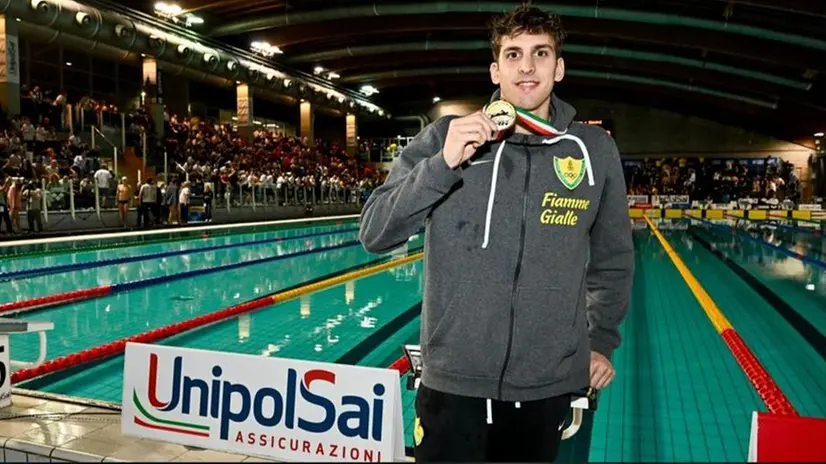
[
  {"left": 720, "top": 328, "right": 798, "bottom": 416},
  {"left": 12, "top": 252, "right": 422, "bottom": 385},
  {"left": 388, "top": 355, "right": 410, "bottom": 375},
  {"left": 0, "top": 287, "right": 112, "bottom": 314},
  {"left": 12, "top": 296, "right": 274, "bottom": 384}
]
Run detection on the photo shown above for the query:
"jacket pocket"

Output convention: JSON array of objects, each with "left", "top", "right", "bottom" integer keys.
[
  {"left": 506, "top": 286, "right": 582, "bottom": 388},
  {"left": 423, "top": 279, "right": 509, "bottom": 379}
]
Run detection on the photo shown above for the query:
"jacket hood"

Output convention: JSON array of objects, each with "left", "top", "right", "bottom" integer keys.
[{"left": 489, "top": 88, "right": 577, "bottom": 132}]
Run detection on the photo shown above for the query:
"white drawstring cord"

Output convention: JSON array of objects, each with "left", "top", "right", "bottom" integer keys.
[
  {"left": 542, "top": 134, "right": 595, "bottom": 187},
  {"left": 481, "top": 141, "right": 507, "bottom": 249},
  {"left": 482, "top": 134, "right": 593, "bottom": 250},
  {"left": 486, "top": 398, "right": 493, "bottom": 424}
]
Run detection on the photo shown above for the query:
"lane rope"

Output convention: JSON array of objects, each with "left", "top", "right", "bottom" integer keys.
[
  {"left": 693, "top": 217, "right": 826, "bottom": 270},
  {"left": 12, "top": 251, "right": 424, "bottom": 385},
  {"left": 645, "top": 216, "right": 797, "bottom": 416},
  {"left": 0, "top": 238, "right": 362, "bottom": 316},
  {"left": 723, "top": 213, "right": 822, "bottom": 237},
  {"left": 0, "top": 227, "right": 360, "bottom": 282},
  {"left": 0, "top": 214, "right": 360, "bottom": 251},
  {"left": 0, "top": 216, "right": 357, "bottom": 263}
]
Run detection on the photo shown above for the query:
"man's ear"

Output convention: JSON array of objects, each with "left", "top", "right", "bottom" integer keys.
[
  {"left": 490, "top": 61, "right": 500, "bottom": 85},
  {"left": 554, "top": 57, "right": 565, "bottom": 83}
]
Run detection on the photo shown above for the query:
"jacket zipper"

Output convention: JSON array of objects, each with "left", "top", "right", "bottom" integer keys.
[{"left": 497, "top": 146, "right": 532, "bottom": 400}]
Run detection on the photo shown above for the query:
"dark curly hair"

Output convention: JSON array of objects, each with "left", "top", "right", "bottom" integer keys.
[{"left": 489, "top": 3, "right": 567, "bottom": 60}]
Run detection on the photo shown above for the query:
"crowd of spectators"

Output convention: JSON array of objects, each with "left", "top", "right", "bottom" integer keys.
[
  {"left": 624, "top": 157, "right": 802, "bottom": 204},
  {"left": 159, "top": 115, "right": 385, "bottom": 210},
  {"left": 0, "top": 82, "right": 813, "bottom": 236},
  {"left": 0, "top": 83, "right": 389, "bottom": 234}
]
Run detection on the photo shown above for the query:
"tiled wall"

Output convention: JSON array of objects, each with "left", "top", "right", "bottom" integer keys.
[{"left": 1, "top": 438, "right": 122, "bottom": 463}]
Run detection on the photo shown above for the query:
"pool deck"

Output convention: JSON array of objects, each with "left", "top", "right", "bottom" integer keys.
[{"left": 0, "top": 392, "right": 276, "bottom": 463}]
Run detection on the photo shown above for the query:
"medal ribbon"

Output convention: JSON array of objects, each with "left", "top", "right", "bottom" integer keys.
[
  {"left": 513, "top": 106, "right": 566, "bottom": 136},
  {"left": 489, "top": 101, "right": 567, "bottom": 139}
]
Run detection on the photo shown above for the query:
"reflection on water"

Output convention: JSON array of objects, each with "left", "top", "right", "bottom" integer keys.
[
  {"left": 689, "top": 223, "right": 826, "bottom": 294},
  {"left": 0, "top": 230, "right": 360, "bottom": 304},
  {"left": 7, "top": 241, "right": 395, "bottom": 364},
  {"left": 628, "top": 219, "right": 826, "bottom": 294}
]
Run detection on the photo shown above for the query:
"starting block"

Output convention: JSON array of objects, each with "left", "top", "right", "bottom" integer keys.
[
  {"left": 748, "top": 411, "right": 826, "bottom": 462},
  {"left": 402, "top": 345, "right": 597, "bottom": 439}
]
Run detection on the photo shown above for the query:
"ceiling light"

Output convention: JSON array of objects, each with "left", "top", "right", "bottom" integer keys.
[
  {"left": 185, "top": 14, "right": 203, "bottom": 26},
  {"left": 327, "top": 72, "right": 340, "bottom": 80},
  {"left": 154, "top": 2, "right": 182, "bottom": 16},
  {"left": 815, "top": 132, "right": 824, "bottom": 137},
  {"left": 360, "top": 85, "right": 379, "bottom": 97},
  {"left": 314, "top": 66, "right": 324, "bottom": 74},
  {"left": 250, "top": 41, "right": 283, "bottom": 57},
  {"left": 65, "top": 62, "right": 72, "bottom": 67},
  {"left": 433, "top": 96, "right": 441, "bottom": 103}
]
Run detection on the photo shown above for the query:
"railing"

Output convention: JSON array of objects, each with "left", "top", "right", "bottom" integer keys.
[
  {"left": 9, "top": 178, "right": 373, "bottom": 233},
  {"left": 224, "top": 183, "right": 365, "bottom": 210},
  {"left": 91, "top": 126, "right": 121, "bottom": 179}
]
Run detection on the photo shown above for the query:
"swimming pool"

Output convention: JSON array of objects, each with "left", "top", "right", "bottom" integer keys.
[{"left": 4, "top": 216, "right": 825, "bottom": 462}]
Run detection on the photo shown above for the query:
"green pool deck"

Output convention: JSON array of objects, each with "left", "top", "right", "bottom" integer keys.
[{"left": 7, "top": 218, "right": 825, "bottom": 462}]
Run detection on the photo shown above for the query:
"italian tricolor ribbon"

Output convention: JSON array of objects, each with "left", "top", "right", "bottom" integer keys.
[
  {"left": 513, "top": 106, "right": 566, "bottom": 136},
  {"left": 485, "top": 99, "right": 566, "bottom": 139}
]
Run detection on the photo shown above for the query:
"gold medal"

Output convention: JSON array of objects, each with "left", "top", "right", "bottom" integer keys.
[{"left": 484, "top": 100, "right": 516, "bottom": 132}]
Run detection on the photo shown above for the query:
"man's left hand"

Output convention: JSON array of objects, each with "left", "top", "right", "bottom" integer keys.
[{"left": 589, "top": 351, "right": 615, "bottom": 390}]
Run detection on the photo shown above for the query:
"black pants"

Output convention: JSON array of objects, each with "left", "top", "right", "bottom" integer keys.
[
  {"left": 139, "top": 202, "right": 155, "bottom": 228},
  {"left": 204, "top": 201, "right": 212, "bottom": 220},
  {"left": 414, "top": 384, "right": 569, "bottom": 463},
  {"left": 0, "top": 209, "right": 12, "bottom": 233},
  {"left": 26, "top": 210, "right": 43, "bottom": 233}
]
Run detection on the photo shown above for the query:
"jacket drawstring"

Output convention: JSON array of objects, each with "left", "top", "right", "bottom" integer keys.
[
  {"left": 481, "top": 141, "right": 507, "bottom": 249},
  {"left": 481, "top": 134, "right": 594, "bottom": 250},
  {"left": 486, "top": 398, "right": 493, "bottom": 424},
  {"left": 542, "top": 134, "right": 595, "bottom": 187},
  {"left": 485, "top": 399, "right": 523, "bottom": 424}
]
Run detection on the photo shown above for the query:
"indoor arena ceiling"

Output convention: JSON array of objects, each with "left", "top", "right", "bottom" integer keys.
[{"left": 140, "top": 0, "right": 826, "bottom": 145}]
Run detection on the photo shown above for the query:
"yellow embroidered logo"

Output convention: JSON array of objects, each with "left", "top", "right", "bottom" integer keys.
[
  {"left": 540, "top": 192, "right": 591, "bottom": 226},
  {"left": 414, "top": 416, "right": 424, "bottom": 446},
  {"left": 553, "top": 156, "right": 586, "bottom": 190}
]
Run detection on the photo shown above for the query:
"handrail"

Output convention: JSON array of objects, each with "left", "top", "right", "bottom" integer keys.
[
  {"left": 92, "top": 126, "right": 120, "bottom": 180},
  {"left": 10, "top": 332, "right": 48, "bottom": 370}
]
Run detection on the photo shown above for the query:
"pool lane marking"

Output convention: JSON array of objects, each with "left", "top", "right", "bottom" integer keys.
[
  {"left": 336, "top": 302, "right": 423, "bottom": 366},
  {"left": 723, "top": 213, "right": 823, "bottom": 237},
  {"left": 0, "top": 214, "right": 361, "bottom": 249},
  {"left": 695, "top": 217, "right": 826, "bottom": 271},
  {"left": 0, "top": 226, "right": 361, "bottom": 282},
  {"left": 644, "top": 216, "right": 798, "bottom": 416},
  {"left": 719, "top": 215, "right": 826, "bottom": 259},
  {"left": 1, "top": 218, "right": 358, "bottom": 262},
  {"left": 0, "top": 237, "right": 362, "bottom": 316},
  {"left": 687, "top": 227, "right": 826, "bottom": 362},
  {"left": 11, "top": 251, "right": 424, "bottom": 386}
]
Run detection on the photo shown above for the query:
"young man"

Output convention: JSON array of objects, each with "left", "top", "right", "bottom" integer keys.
[{"left": 359, "top": 4, "right": 634, "bottom": 462}]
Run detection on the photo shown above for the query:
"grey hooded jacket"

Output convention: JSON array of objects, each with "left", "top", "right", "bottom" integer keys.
[{"left": 359, "top": 92, "right": 634, "bottom": 402}]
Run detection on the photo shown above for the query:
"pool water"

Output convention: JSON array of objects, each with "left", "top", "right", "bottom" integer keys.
[{"left": 5, "top": 217, "right": 825, "bottom": 461}]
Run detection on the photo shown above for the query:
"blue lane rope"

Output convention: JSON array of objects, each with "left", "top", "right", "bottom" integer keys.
[
  {"left": 0, "top": 227, "right": 360, "bottom": 282},
  {"left": 115, "top": 239, "right": 363, "bottom": 292},
  {"left": 692, "top": 217, "right": 826, "bottom": 271}
]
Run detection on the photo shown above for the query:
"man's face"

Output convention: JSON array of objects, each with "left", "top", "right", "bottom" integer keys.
[{"left": 490, "top": 32, "right": 565, "bottom": 112}]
